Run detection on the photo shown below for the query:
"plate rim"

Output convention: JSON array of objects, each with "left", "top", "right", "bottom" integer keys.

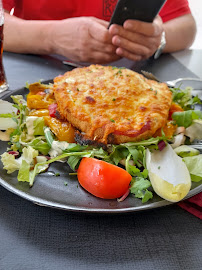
[{"left": 0, "top": 174, "right": 201, "bottom": 213}]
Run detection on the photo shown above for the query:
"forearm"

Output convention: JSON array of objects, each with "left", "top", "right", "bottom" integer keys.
[
  {"left": 163, "top": 14, "right": 196, "bottom": 53},
  {"left": 4, "top": 12, "right": 54, "bottom": 55}
]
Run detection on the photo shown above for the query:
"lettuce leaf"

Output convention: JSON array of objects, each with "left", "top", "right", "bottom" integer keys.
[
  {"left": 130, "top": 177, "right": 153, "bottom": 203},
  {"left": 33, "top": 117, "right": 45, "bottom": 136},
  {"left": 171, "top": 86, "right": 202, "bottom": 110},
  {"left": 18, "top": 156, "right": 48, "bottom": 183},
  {"left": 185, "top": 120, "right": 202, "bottom": 142},
  {"left": 21, "top": 146, "right": 38, "bottom": 164},
  {"left": 18, "top": 160, "right": 30, "bottom": 182},
  {"left": 1, "top": 152, "right": 21, "bottom": 173},
  {"left": 28, "top": 138, "right": 50, "bottom": 155},
  {"left": 26, "top": 116, "right": 45, "bottom": 139},
  {"left": 108, "top": 145, "right": 129, "bottom": 165},
  {"left": 172, "top": 110, "right": 202, "bottom": 128},
  {"left": 121, "top": 137, "right": 160, "bottom": 147},
  {"left": 11, "top": 95, "right": 27, "bottom": 106},
  {"left": 183, "top": 154, "right": 202, "bottom": 180},
  {"left": 174, "top": 145, "right": 200, "bottom": 157},
  {"left": 1, "top": 146, "right": 38, "bottom": 174},
  {"left": 0, "top": 100, "right": 18, "bottom": 130},
  {"left": 190, "top": 174, "right": 202, "bottom": 182},
  {"left": 67, "top": 155, "right": 81, "bottom": 171}
]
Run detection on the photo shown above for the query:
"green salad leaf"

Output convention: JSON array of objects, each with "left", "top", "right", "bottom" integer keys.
[
  {"left": 33, "top": 117, "right": 45, "bottom": 136},
  {"left": 183, "top": 154, "right": 202, "bottom": 182},
  {"left": 185, "top": 120, "right": 202, "bottom": 142},
  {"left": 26, "top": 116, "right": 45, "bottom": 138},
  {"left": 172, "top": 110, "right": 202, "bottom": 128},
  {"left": 108, "top": 145, "right": 129, "bottom": 165},
  {"left": 171, "top": 86, "right": 202, "bottom": 110},
  {"left": 1, "top": 146, "right": 38, "bottom": 175},
  {"left": 1, "top": 152, "right": 20, "bottom": 174},
  {"left": 130, "top": 177, "right": 153, "bottom": 203},
  {"left": 28, "top": 138, "right": 50, "bottom": 155},
  {"left": 18, "top": 160, "right": 30, "bottom": 182},
  {"left": 174, "top": 145, "right": 200, "bottom": 157}
]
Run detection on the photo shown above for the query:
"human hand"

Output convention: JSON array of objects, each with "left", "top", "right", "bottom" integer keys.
[
  {"left": 109, "top": 16, "right": 164, "bottom": 61},
  {"left": 47, "top": 17, "right": 120, "bottom": 64}
]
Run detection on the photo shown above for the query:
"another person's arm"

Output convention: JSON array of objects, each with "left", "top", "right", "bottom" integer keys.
[
  {"left": 4, "top": 12, "right": 120, "bottom": 63},
  {"left": 109, "top": 13, "right": 196, "bottom": 61},
  {"left": 163, "top": 14, "right": 196, "bottom": 52}
]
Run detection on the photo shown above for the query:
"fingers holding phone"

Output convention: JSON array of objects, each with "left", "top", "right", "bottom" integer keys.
[
  {"left": 108, "top": 0, "right": 166, "bottom": 61},
  {"left": 109, "top": 16, "right": 164, "bottom": 61}
]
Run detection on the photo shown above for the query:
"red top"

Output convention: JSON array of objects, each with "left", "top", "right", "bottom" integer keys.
[{"left": 3, "top": 0, "right": 191, "bottom": 23}]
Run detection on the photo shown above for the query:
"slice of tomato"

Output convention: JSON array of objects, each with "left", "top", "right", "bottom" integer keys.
[{"left": 77, "top": 157, "right": 132, "bottom": 199}]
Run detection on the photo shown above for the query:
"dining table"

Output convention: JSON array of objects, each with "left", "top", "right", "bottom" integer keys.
[{"left": 0, "top": 50, "right": 202, "bottom": 270}]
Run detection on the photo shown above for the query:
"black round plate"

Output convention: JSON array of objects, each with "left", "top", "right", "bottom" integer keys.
[{"left": 0, "top": 85, "right": 202, "bottom": 213}]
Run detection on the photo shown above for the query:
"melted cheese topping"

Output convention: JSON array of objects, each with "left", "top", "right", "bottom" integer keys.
[{"left": 53, "top": 65, "right": 172, "bottom": 144}]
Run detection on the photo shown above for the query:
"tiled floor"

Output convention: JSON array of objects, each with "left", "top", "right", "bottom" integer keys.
[{"left": 189, "top": 0, "right": 202, "bottom": 49}]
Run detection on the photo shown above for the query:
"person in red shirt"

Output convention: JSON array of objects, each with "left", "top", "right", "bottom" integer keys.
[{"left": 3, "top": 0, "right": 196, "bottom": 64}]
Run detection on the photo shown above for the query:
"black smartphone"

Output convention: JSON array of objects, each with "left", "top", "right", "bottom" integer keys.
[{"left": 108, "top": 0, "right": 167, "bottom": 27}]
